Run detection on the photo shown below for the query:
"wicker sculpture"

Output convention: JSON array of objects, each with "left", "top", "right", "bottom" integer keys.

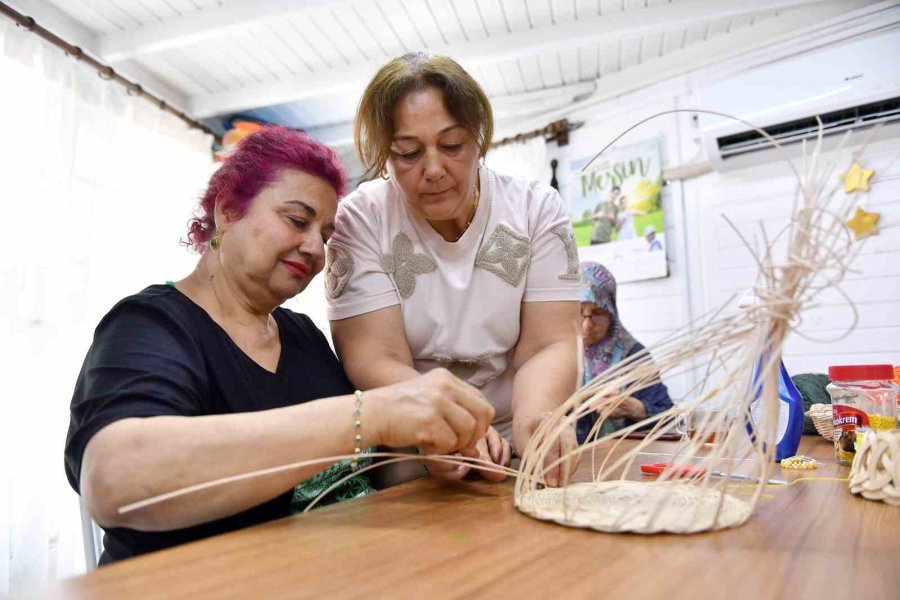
[{"left": 514, "top": 111, "right": 863, "bottom": 533}]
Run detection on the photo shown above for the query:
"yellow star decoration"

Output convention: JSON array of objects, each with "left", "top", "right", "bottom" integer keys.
[
  {"left": 840, "top": 162, "right": 875, "bottom": 193},
  {"left": 845, "top": 207, "right": 880, "bottom": 240}
]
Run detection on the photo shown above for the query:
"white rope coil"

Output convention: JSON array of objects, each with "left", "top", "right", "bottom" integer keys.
[{"left": 849, "top": 430, "right": 900, "bottom": 507}]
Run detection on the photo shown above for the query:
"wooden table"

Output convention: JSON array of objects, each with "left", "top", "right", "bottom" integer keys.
[{"left": 46, "top": 436, "right": 898, "bottom": 599}]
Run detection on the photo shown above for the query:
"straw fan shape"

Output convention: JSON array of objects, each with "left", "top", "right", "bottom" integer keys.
[{"left": 515, "top": 112, "right": 864, "bottom": 534}]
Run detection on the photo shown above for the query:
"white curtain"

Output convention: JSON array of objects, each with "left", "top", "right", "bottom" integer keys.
[
  {"left": 0, "top": 20, "right": 212, "bottom": 593},
  {"left": 484, "top": 136, "right": 552, "bottom": 186}
]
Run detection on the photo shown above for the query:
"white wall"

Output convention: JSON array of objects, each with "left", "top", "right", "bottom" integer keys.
[
  {"left": 548, "top": 92, "right": 697, "bottom": 399},
  {"left": 684, "top": 138, "right": 900, "bottom": 375},
  {"left": 547, "top": 31, "right": 900, "bottom": 400}
]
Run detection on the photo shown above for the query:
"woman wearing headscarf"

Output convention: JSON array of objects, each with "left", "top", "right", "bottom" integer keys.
[{"left": 577, "top": 262, "right": 673, "bottom": 443}]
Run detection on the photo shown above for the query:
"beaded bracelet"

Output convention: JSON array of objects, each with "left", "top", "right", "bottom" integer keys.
[
  {"left": 780, "top": 455, "right": 818, "bottom": 470},
  {"left": 351, "top": 390, "right": 363, "bottom": 471}
]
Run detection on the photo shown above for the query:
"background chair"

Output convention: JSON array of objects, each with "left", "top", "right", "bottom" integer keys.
[{"left": 78, "top": 498, "right": 103, "bottom": 571}]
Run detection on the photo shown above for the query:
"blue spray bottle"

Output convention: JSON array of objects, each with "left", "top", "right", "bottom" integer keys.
[{"left": 741, "top": 291, "right": 804, "bottom": 461}]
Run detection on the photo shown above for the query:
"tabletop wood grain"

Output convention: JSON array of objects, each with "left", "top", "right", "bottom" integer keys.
[{"left": 43, "top": 436, "right": 899, "bottom": 600}]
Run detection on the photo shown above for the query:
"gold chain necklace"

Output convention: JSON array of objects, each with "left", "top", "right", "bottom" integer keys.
[{"left": 452, "top": 183, "right": 480, "bottom": 242}]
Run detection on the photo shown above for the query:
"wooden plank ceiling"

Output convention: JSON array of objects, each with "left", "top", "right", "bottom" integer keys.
[{"left": 13, "top": 0, "right": 879, "bottom": 149}]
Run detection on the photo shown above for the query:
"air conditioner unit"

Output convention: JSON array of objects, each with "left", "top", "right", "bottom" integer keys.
[{"left": 698, "top": 28, "right": 900, "bottom": 171}]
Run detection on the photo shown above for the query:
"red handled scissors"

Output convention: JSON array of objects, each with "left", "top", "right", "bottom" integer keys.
[{"left": 640, "top": 462, "right": 707, "bottom": 478}]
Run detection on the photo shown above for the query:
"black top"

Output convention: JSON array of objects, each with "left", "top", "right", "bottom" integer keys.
[{"left": 64, "top": 284, "right": 353, "bottom": 563}]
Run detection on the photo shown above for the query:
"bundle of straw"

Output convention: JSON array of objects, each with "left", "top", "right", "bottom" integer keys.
[{"left": 515, "top": 111, "right": 864, "bottom": 533}]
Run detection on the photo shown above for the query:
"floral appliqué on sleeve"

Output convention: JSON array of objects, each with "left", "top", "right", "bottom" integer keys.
[
  {"left": 551, "top": 224, "right": 581, "bottom": 280},
  {"left": 325, "top": 242, "right": 354, "bottom": 299}
]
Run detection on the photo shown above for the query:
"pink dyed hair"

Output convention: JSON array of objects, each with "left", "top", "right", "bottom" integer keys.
[{"left": 187, "top": 126, "right": 347, "bottom": 252}]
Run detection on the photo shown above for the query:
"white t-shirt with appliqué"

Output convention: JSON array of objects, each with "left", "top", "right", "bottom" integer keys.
[{"left": 326, "top": 167, "right": 581, "bottom": 437}]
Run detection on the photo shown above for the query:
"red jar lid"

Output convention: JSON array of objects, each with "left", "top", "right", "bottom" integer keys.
[{"left": 828, "top": 364, "right": 894, "bottom": 381}]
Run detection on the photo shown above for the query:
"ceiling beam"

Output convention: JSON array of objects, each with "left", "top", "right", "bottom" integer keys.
[
  {"left": 104, "top": 0, "right": 830, "bottom": 64},
  {"left": 183, "top": 0, "right": 833, "bottom": 117},
  {"left": 501, "top": 0, "right": 878, "bottom": 137},
  {"left": 304, "top": 80, "right": 598, "bottom": 149},
  {"left": 98, "top": 0, "right": 338, "bottom": 63},
  {"left": 490, "top": 81, "right": 598, "bottom": 119},
  {"left": 692, "top": 0, "right": 899, "bottom": 85}
]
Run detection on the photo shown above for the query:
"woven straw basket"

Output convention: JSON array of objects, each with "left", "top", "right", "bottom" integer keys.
[{"left": 806, "top": 403, "right": 833, "bottom": 440}]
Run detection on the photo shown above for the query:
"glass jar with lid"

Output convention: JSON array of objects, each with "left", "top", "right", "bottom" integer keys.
[{"left": 826, "top": 364, "right": 897, "bottom": 466}]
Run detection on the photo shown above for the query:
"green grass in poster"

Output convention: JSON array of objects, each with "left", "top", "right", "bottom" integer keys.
[
  {"left": 571, "top": 210, "right": 664, "bottom": 246},
  {"left": 573, "top": 220, "right": 592, "bottom": 246}
]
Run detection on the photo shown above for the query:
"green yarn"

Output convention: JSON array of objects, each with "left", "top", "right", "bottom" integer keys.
[{"left": 791, "top": 373, "right": 831, "bottom": 435}]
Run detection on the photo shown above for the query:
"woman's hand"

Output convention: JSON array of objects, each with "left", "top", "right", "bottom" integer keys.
[
  {"left": 476, "top": 426, "right": 513, "bottom": 481},
  {"left": 422, "top": 426, "right": 512, "bottom": 482},
  {"left": 609, "top": 397, "right": 647, "bottom": 421},
  {"left": 366, "top": 368, "right": 494, "bottom": 455},
  {"left": 512, "top": 413, "right": 578, "bottom": 488},
  {"left": 509, "top": 301, "right": 579, "bottom": 487}
]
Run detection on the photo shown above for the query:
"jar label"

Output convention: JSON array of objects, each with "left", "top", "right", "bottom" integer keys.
[
  {"left": 832, "top": 405, "right": 867, "bottom": 465},
  {"left": 832, "top": 405, "right": 869, "bottom": 428}
]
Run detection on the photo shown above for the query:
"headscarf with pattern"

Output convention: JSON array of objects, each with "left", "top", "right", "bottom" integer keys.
[{"left": 580, "top": 262, "right": 638, "bottom": 381}]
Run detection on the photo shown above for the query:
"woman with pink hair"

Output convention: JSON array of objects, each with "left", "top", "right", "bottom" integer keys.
[{"left": 65, "top": 126, "right": 493, "bottom": 564}]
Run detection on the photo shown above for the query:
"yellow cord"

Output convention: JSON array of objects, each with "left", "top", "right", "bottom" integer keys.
[
  {"left": 772, "top": 476, "right": 849, "bottom": 488},
  {"left": 725, "top": 476, "right": 850, "bottom": 493}
]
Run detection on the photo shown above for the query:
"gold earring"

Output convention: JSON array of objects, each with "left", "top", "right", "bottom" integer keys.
[{"left": 209, "top": 228, "right": 221, "bottom": 250}]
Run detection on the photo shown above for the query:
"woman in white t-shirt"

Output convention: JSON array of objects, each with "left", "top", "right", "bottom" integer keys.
[{"left": 327, "top": 53, "right": 580, "bottom": 487}]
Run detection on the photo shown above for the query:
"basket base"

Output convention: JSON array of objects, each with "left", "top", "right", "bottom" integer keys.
[{"left": 516, "top": 481, "right": 753, "bottom": 534}]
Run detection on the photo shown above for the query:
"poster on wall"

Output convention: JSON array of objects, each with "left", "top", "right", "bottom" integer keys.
[{"left": 568, "top": 138, "right": 668, "bottom": 283}]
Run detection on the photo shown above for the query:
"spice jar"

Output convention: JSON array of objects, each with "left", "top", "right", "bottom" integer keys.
[{"left": 826, "top": 364, "right": 898, "bottom": 466}]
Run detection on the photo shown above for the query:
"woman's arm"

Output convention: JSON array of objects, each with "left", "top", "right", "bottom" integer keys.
[
  {"left": 510, "top": 300, "right": 580, "bottom": 485},
  {"left": 623, "top": 380, "right": 673, "bottom": 422},
  {"left": 331, "top": 306, "right": 511, "bottom": 481},
  {"left": 331, "top": 305, "right": 420, "bottom": 388},
  {"left": 609, "top": 397, "right": 648, "bottom": 421},
  {"left": 81, "top": 370, "right": 492, "bottom": 531},
  {"left": 610, "top": 343, "right": 672, "bottom": 422}
]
